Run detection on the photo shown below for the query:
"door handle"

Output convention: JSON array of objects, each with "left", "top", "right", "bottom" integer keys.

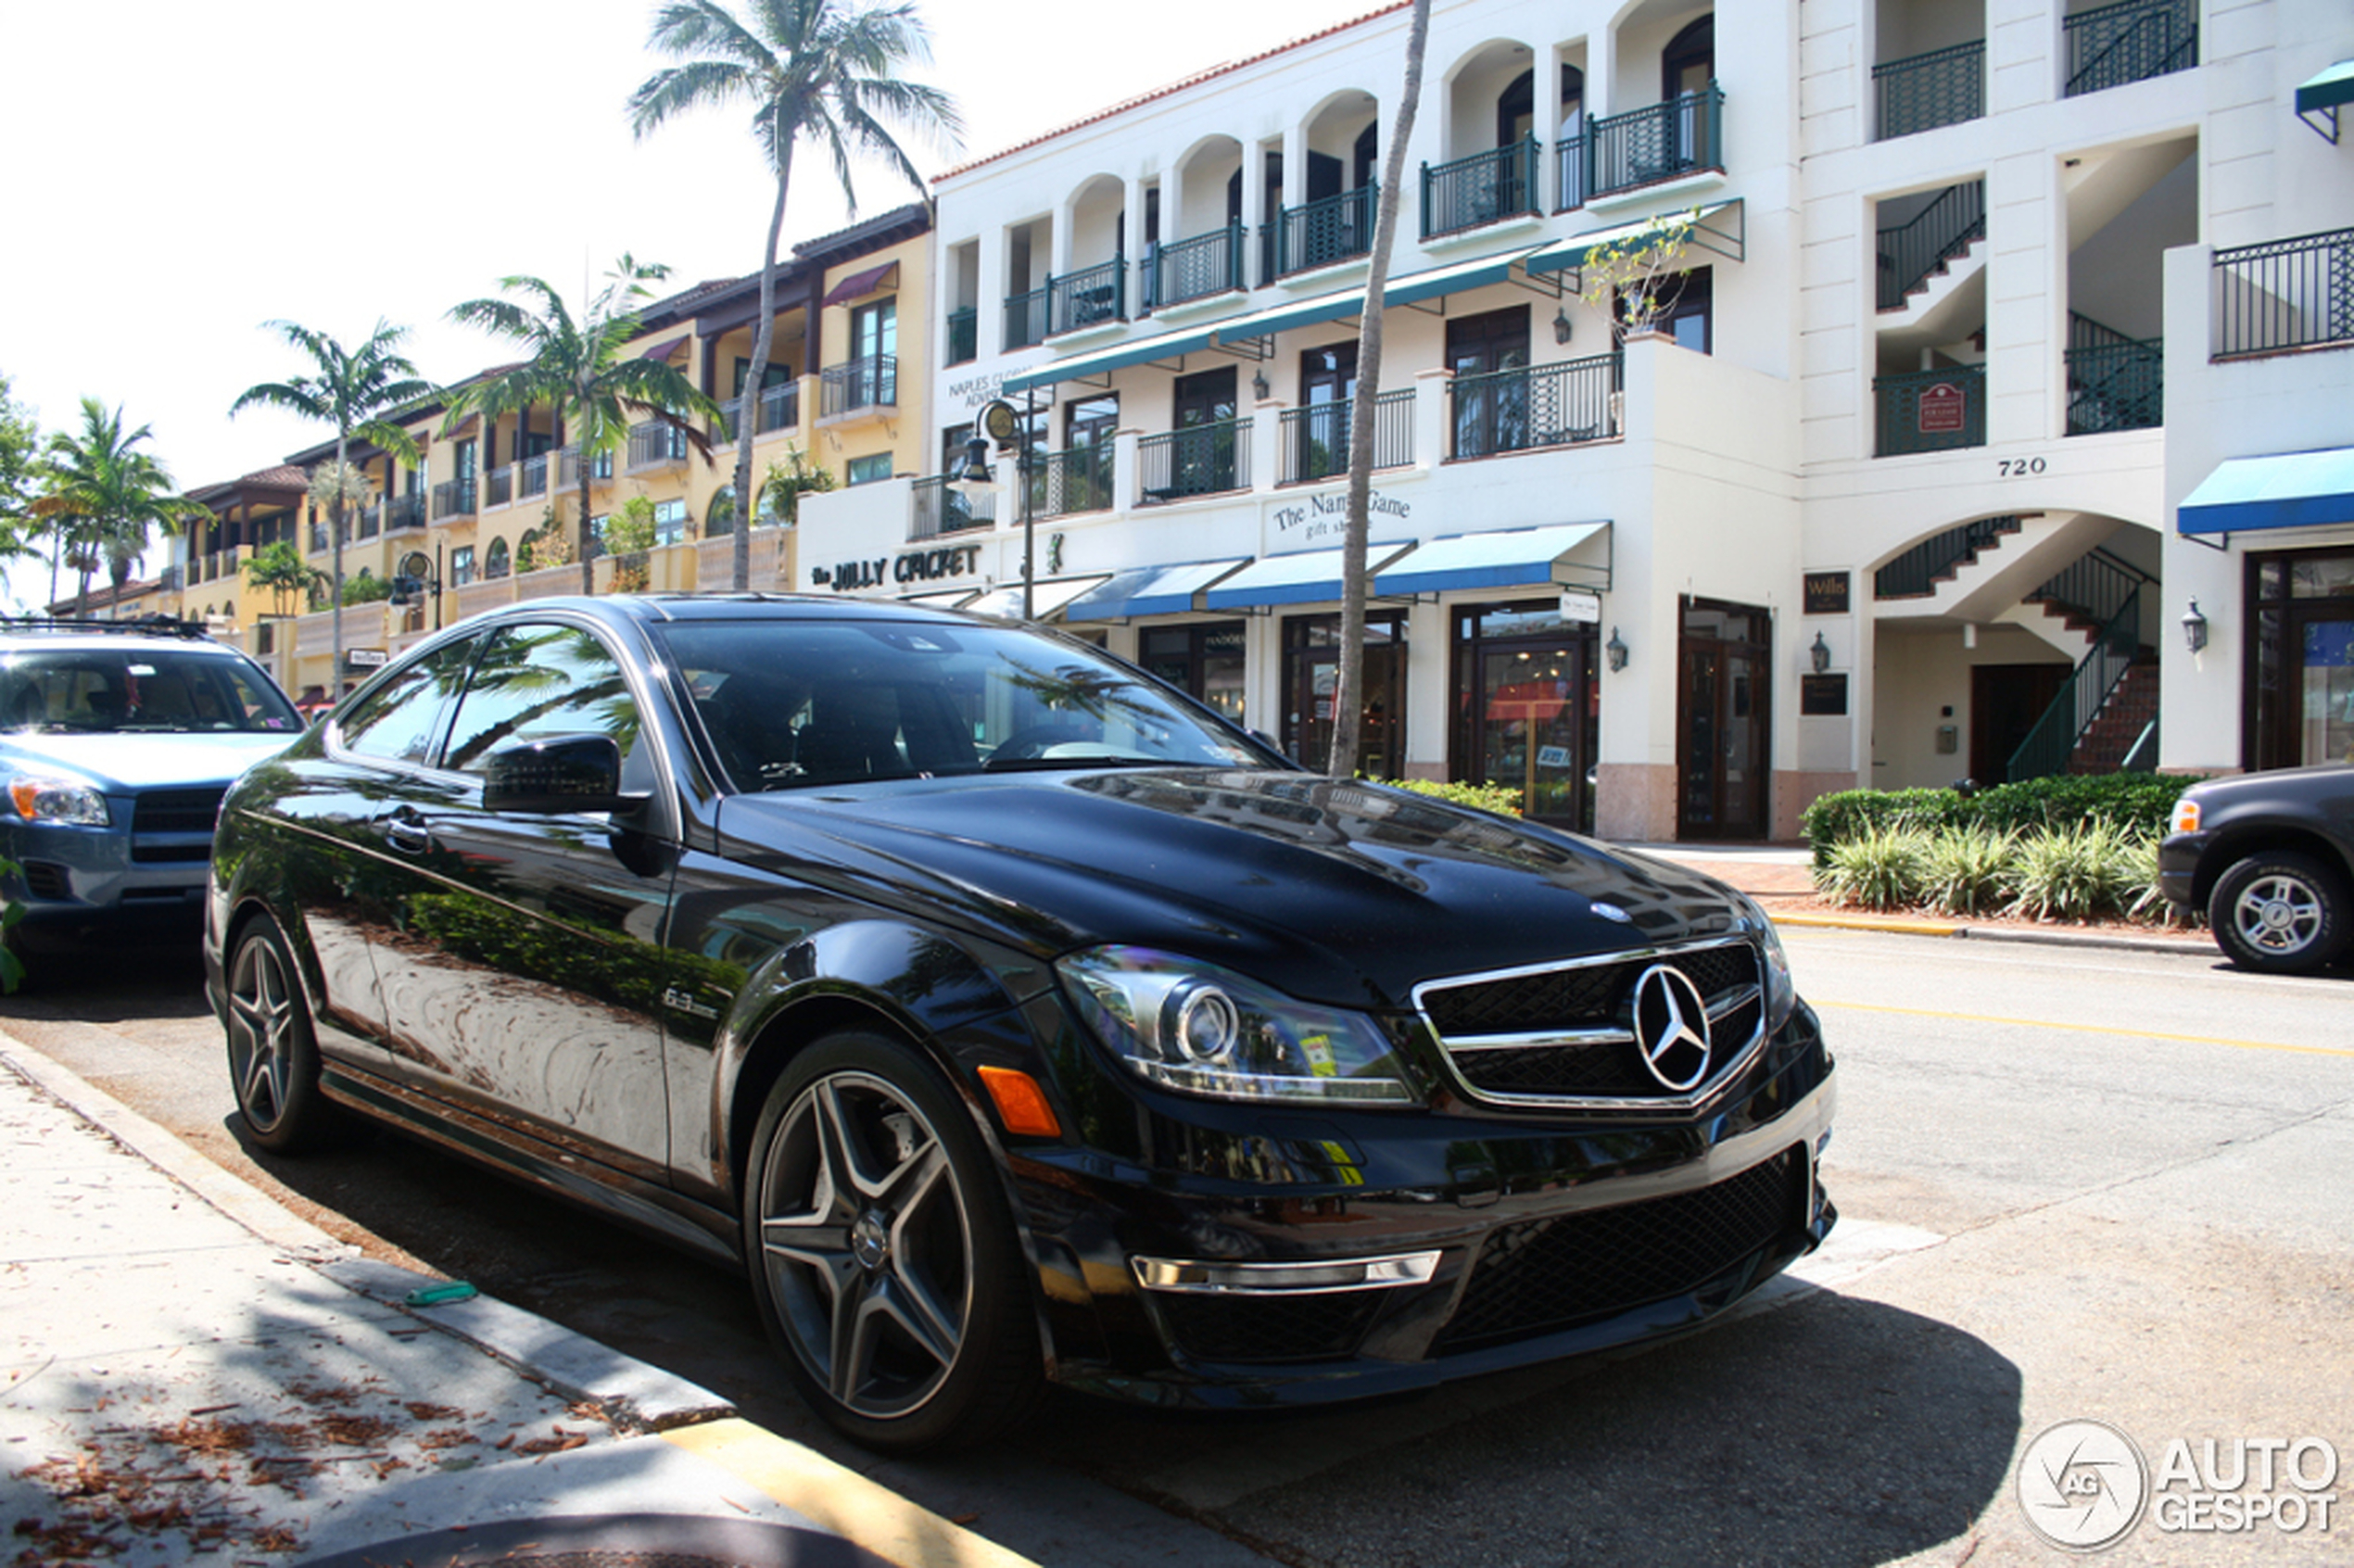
[{"left": 384, "top": 810, "right": 432, "bottom": 854}]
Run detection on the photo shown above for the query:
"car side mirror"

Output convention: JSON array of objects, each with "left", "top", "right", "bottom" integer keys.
[{"left": 481, "top": 734, "right": 638, "bottom": 815}]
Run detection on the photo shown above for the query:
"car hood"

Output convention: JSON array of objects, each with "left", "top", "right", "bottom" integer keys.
[
  {"left": 0, "top": 732, "right": 297, "bottom": 792},
  {"left": 719, "top": 769, "right": 1757, "bottom": 1008}
]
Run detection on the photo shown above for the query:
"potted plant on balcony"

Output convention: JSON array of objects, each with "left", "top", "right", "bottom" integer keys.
[{"left": 601, "top": 493, "right": 659, "bottom": 593}]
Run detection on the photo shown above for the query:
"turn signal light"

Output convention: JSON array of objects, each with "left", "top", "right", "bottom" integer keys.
[
  {"left": 977, "top": 1066, "right": 1062, "bottom": 1138},
  {"left": 2170, "top": 799, "right": 2201, "bottom": 835}
]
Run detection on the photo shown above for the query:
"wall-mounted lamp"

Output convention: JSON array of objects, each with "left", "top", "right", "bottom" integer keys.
[
  {"left": 2182, "top": 598, "right": 2208, "bottom": 655},
  {"left": 1251, "top": 369, "right": 1271, "bottom": 401},
  {"left": 1810, "top": 630, "right": 1832, "bottom": 675},
  {"left": 1605, "top": 626, "right": 1629, "bottom": 672},
  {"left": 1552, "top": 306, "right": 1575, "bottom": 345}
]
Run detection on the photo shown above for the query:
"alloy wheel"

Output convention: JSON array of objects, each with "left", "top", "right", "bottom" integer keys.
[
  {"left": 755, "top": 1071, "right": 974, "bottom": 1420},
  {"left": 228, "top": 935, "right": 298, "bottom": 1133},
  {"left": 2228, "top": 870, "right": 2324, "bottom": 955}
]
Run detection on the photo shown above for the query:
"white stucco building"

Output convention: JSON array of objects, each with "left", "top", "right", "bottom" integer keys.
[{"left": 796, "top": 0, "right": 2354, "bottom": 840}]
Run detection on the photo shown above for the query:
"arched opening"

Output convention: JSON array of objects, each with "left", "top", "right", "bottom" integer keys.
[
  {"left": 1664, "top": 14, "right": 1715, "bottom": 97},
  {"left": 486, "top": 537, "right": 511, "bottom": 579}
]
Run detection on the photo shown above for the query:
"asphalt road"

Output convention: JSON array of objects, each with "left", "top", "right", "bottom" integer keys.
[{"left": 6, "top": 929, "right": 2350, "bottom": 1567}]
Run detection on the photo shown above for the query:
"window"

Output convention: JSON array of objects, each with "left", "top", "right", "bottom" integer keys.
[
  {"left": 847, "top": 453, "right": 894, "bottom": 486},
  {"left": 654, "top": 499, "right": 689, "bottom": 546},
  {"left": 851, "top": 299, "right": 897, "bottom": 364},
  {"left": 1448, "top": 307, "right": 1532, "bottom": 457},
  {"left": 485, "top": 538, "right": 512, "bottom": 579},
  {"left": 335, "top": 638, "right": 477, "bottom": 765},
  {"left": 1281, "top": 612, "right": 1406, "bottom": 777},
  {"left": 442, "top": 624, "right": 639, "bottom": 782},
  {"left": 1140, "top": 621, "right": 1247, "bottom": 724},
  {"left": 449, "top": 547, "right": 476, "bottom": 588},
  {"left": 1622, "top": 268, "right": 1714, "bottom": 354}
]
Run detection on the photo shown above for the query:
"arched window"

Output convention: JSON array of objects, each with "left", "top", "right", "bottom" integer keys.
[
  {"left": 1664, "top": 16, "right": 1714, "bottom": 98},
  {"left": 1499, "top": 70, "right": 1535, "bottom": 146},
  {"left": 486, "top": 538, "right": 511, "bottom": 579},
  {"left": 707, "top": 487, "right": 737, "bottom": 537}
]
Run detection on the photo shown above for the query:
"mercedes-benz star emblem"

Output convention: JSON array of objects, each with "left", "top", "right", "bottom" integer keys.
[{"left": 1630, "top": 964, "right": 1713, "bottom": 1092}]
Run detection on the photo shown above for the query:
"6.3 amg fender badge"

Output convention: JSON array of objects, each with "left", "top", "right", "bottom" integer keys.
[{"left": 1630, "top": 964, "right": 1712, "bottom": 1092}]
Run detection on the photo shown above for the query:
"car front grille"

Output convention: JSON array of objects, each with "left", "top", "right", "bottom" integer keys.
[
  {"left": 1415, "top": 939, "right": 1766, "bottom": 1106},
  {"left": 1155, "top": 1290, "right": 1386, "bottom": 1364},
  {"left": 19, "top": 861, "right": 71, "bottom": 900},
  {"left": 133, "top": 788, "right": 227, "bottom": 836},
  {"left": 1435, "top": 1148, "right": 1801, "bottom": 1353}
]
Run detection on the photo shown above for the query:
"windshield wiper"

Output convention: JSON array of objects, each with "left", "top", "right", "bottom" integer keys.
[{"left": 981, "top": 754, "right": 1187, "bottom": 774}]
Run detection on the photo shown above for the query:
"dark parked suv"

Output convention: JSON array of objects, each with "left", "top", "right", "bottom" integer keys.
[
  {"left": 206, "top": 595, "right": 1838, "bottom": 1451},
  {"left": 2160, "top": 764, "right": 2354, "bottom": 972}
]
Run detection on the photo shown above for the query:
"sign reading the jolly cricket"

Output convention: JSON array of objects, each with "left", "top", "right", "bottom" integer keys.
[{"left": 1917, "top": 381, "right": 1967, "bottom": 434}]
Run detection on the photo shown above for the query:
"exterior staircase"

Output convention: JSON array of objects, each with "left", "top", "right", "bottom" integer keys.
[
  {"left": 1877, "top": 180, "right": 1988, "bottom": 314},
  {"left": 2006, "top": 548, "right": 2162, "bottom": 781},
  {"left": 2068, "top": 656, "right": 2160, "bottom": 773}
]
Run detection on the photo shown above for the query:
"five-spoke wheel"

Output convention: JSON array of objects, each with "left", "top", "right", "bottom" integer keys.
[
  {"left": 225, "top": 914, "right": 334, "bottom": 1153},
  {"left": 744, "top": 1032, "right": 1040, "bottom": 1451},
  {"left": 2208, "top": 851, "right": 2351, "bottom": 974}
]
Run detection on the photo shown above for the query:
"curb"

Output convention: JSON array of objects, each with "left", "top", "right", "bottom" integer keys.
[{"left": 1771, "top": 911, "right": 2212, "bottom": 957}]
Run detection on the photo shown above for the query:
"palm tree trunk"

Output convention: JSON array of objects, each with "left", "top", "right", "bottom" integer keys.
[
  {"left": 734, "top": 124, "right": 795, "bottom": 593},
  {"left": 577, "top": 393, "right": 596, "bottom": 596},
  {"left": 330, "top": 431, "right": 348, "bottom": 686},
  {"left": 1329, "top": 0, "right": 1430, "bottom": 778}
]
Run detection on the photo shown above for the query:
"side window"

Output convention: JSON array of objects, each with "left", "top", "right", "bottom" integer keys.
[
  {"left": 335, "top": 638, "right": 478, "bottom": 765},
  {"left": 441, "top": 624, "right": 641, "bottom": 782}
]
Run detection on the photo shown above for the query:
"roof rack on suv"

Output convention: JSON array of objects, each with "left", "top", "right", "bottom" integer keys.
[{"left": 1, "top": 614, "right": 210, "bottom": 640}]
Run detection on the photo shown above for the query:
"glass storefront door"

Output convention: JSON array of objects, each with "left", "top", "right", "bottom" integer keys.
[
  {"left": 2249, "top": 547, "right": 2354, "bottom": 768},
  {"left": 1451, "top": 603, "right": 1599, "bottom": 832},
  {"left": 1282, "top": 613, "right": 1405, "bottom": 777},
  {"left": 1140, "top": 621, "right": 1247, "bottom": 726},
  {"left": 1677, "top": 598, "right": 1772, "bottom": 841}
]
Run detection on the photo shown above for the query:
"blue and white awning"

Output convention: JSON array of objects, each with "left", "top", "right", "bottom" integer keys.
[
  {"left": 1202, "top": 542, "right": 1418, "bottom": 610},
  {"left": 1060, "top": 560, "right": 1250, "bottom": 622},
  {"left": 2179, "top": 449, "right": 2354, "bottom": 536},
  {"left": 1373, "top": 522, "right": 1613, "bottom": 596}
]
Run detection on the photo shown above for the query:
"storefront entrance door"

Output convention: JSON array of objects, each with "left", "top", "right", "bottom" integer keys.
[
  {"left": 2247, "top": 548, "right": 2354, "bottom": 769},
  {"left": 1678, "top": 598, "right": 1772, "bottom": 841},
  {"left": 1452, "top": 602, "right": 1598, "bottom": 832}
]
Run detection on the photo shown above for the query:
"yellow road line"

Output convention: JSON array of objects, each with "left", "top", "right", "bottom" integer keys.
[{"left": 1815, "top": 999, "right": 2354, "bottom": 1059}]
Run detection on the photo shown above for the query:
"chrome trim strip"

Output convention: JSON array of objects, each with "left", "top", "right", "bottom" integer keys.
[
  {"left": 1706, "top": 983, "right": 1763, "bottom": 1023},
  {"left": 1443, "top": 1026, "right": 1632, "bottom": 1052},
  {"left": 1131, "top": 1250, "right": 1443, "bottom": 1296}
]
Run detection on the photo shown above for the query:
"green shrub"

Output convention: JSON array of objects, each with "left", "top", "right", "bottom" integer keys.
[
  {"left": 1816, "top": 825, "right": 1930, "bottom": 911},
  {"left": 1917, "top": 826, "right": 2017, "bottom": 917},
  {"left": 1803, "top": 773, "right": 2202, "bottom": 866},
  {"left": 1377, "top": 778, "right": 1525, "bottom": 817},
  {"left": 340, "top": 572, "right": 392, "bottom": 605},
  {"left": 2006, "top": 820, "right": 2144, "bottom": 921},
  {"left": 1800, "top": 788, "right": 1974, "bottom": 866}
]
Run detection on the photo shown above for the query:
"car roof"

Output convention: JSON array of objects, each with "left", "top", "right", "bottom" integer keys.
[{"left": 0, "top": 618, "right": 252, "bottom": 655}]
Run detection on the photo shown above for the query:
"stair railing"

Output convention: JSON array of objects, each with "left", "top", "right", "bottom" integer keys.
[
  {"left": 2006, "top": 585, "right": 2145, "bottom": 782},
  {"left": 1877, "top": 180, "right": 1987, "bottom": 309}
]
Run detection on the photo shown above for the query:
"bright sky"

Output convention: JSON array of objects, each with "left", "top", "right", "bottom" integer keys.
[{"left": 0, "top": 0, "right": 1381, "bottom": 611}]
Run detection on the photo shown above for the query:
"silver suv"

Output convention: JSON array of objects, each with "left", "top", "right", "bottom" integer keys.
[{"left": 2, "top": 618, "right": 302, "bottom": 957}]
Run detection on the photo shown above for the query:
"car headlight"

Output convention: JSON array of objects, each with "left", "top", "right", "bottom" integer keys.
[
  {"left": 2169, "top": 797, "right": 2200, "bottom": 835},
  {"left": 1734, "top": 893, "right": 1799, "bottom": 1031},
  {"left": 1058, "top": 946, "right": 1421, "bottom": 1106},
  {"left": 6, "top": 777, "right": 110, "bottom": 827}
]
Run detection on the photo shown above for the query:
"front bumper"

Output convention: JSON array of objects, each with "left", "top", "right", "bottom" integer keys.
[
  {"left": 1, "top": 822, "right": 209, "bottom": 950},
  {"left": 2157, "top": 831, "right": 2208, "bottom": 911},
  {"left": 1006, "top": 1005, "right": 1838, "bottom": 1408}
]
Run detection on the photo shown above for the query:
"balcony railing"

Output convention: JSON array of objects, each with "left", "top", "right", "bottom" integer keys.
[
  {"left": 2065, "top": 316, "right": 2163, "bottom": 435},
  {"left": 1280, "top": 391, "right": 1415, "bottom": 483},
  {"left": 1145, "top": 225, "right": 1246, "bottom": 310},
  {"left": 946, "top": 306, "right": 978, "bottom": 365},
  {"left": 820, "top": 355, "right": 897, "bottom": 418},
  {"left": 2007, "top": 586, "right": 2145, "bottom": 782},
  {"left": 2212, "top": 226, "right": 2354, "bottom": 358},
  {"left": 1874, "top": 41, "right": 1984, "bottom": 140},
  {"left": 310, "top": 524, "right": 330, "bottom": 554},
  {"left": 486, "top": 466, "right": 513, "bottom": 508},
  {"left": 358, "top": 501, "right": 381, "bottom": 539},
  {"left": 431, "top": 477, "right": 476, "bottom": 520},
  {"left": 558, "top": 446, "right": 615, "bottom": 488},
  {"left": 386, "top": 492, "right": 427, "bottom": 532},
  {"left": 1049, "top": 258, "right": 1126, "bottom": 335},
  {"left": 1138, "top": 418, "right": 1252, "bottom": 503},
  {"left": 1555, "top": 132, "right": 1588, "bottom": 212},
  {"left": 2064, "top": 0, "right": 2196, "bottom": 98},
  {"left": 1585, "top": 85, "right": 1724, "bottom": 202},
  {"left": 1878, "top": 180, "right": 1986, "bottom": 309},
  {"left": 1028, "top": 446, "right": 1115, "bottom": 521},
  {"left": 716, "top": 382, "right": 801, "bottom": 443},
  {"left": 1874, "top": 364, "right": 1986, "bottom": 456},
  {"left": 1422, "top": 139, "right": 1540, "bottom": 240},
  {"left": 1449, "top": 353, "right": 1623, "bottom": 460},
  {"left": 909, "top": 475, "right": 995, "bottom": 541},
  {"left": 518, "top": 451, "right": 550, "bottom": 499},
  {"left": 1276, "top": 183, "right": 1375, "bottom": 276},
  {"left": 1005, "top": 287, "right": 1048, "bottom": 350},
  {"left": 626, "top": 421, "right": 688, "bottom": 472}
]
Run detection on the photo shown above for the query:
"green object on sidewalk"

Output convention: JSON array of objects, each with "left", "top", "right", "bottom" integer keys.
[{"left": 403, "top": 1281, "right": 479, "bottom": 1307}]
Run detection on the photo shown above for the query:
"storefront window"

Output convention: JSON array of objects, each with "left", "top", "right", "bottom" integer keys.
[
  {"left": 2246, "top": 546, "right": 2354, "bottom": 768},
  {"left": 1281, "top": 613, "right": 1405, "bottom": 777},
  {"left": 1141, "top": 621, "right": 1247, "bottom": 725},
  {"left": 1452, "top": 602, "right": 1599, "bottom": 832}
]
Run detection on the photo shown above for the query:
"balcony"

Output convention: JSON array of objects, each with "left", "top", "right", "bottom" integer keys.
[
  {"left": 946, "top": 306, "right": 978, "bottom": 366},
  {"left": 1005, "top": 287, "right": 1048, "bottom": 350},
  {"left": 1280, "top": 391, "right": 1414, "bottom": 484},
  {"left": 558, "top": 446, "right": 615, "bottom": 488},
  {"left": 1138, "top": 418, "right": 1251, "bottom": 503},
  {"left": 518, "top": 452, "right": 550, "bottom": 499},
  {"left": 1027, "top": 446, "right": 1114, "bottom": 521},
  {"left": 819, "top": 355, "right": 897, "bottom": 419},
  {"left": 431, "top": 477, "right": 476, "bottom": 521},
  {"left": 1583, "top": 85, "right": 1724, "bottom": 203},
  {"left": 1048, "top": 258, "right": 1126, "bottom": 336},
  {"left": 626, "top": 421, "right": 688, "bottom": 473},
  {"left": 2211, "top": 226, "right": 2354, "bottom": 359},
  {"left": 1874, "top": 364, "right": 1986, "bottom": 456},
  {"left": 1449, "top": 353, "right": 1623, "bottom": 460},
  {"left": 386, "top": 492, "right": 427, "bottom": 532},
  {"left": 1874, "top": 41, "right": 1984, "bottom": 140},
  {"left": 1275, "top": 184, "right": 1374, "bottom": 276},
  {"left": 358, "top": 501, "right": 382, "bottom": 539},
  {"left": 1422, "top": 140, "right": 1540, "bottom": 241},
  {"left": 487, "top": 466, "right": 513, "bottom": 508},
  {"left": 716, "top": 382, "right": 800, "bottom": 444},
  {"left": 1556, "top": 131, "right": 1588, "bottom": 212},
  {"left": 2063, "top": 0, "right": 2196, "bottom": 98},
  {"left": 909, "top": 474, "right": 995, "bottom": 541},
  {"left": 1144, "top": 225, "right": 1246, "bottom": 310},
  {"left": 2065, "top": 317, "right": 2163, "bottom": 435}
]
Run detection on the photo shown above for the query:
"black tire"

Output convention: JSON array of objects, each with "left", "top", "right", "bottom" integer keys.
[
  {"left": 224, "top": 913, "right": 337, "bottom": 1154},
  {"left": 742, "top": 1031, "right": 1043, "bottom": 1453},
  {"left": 2207, "top": 851, "right": 2352, "bottom": 974}
]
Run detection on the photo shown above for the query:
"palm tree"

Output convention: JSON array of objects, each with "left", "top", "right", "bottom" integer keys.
[
  {"left": 628, "top": 0, "right": 960, "bottom": 591},
  {"left": 244, "top": 540, "right": 328, "bottom": 619},
  {"left": 1329, "top": 0, "right": 1431, "bottom": 778},
  {"left": 34, "top": 399, "right": 206, "bottom": 617},
  {"left": 231, "top": 322, "right": 433, "bottom": 678},
  {"left": 444, "top": 256, "right": 725, "bottom": 595}
]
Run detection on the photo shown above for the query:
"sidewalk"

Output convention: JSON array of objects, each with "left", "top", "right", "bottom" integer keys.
[{"left": 0, "top": 1034, "right": 1037, "bottom": 1568}]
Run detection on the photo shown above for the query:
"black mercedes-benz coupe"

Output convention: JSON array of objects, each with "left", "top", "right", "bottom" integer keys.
[{"left": 207, "top": 595, "right": 1836, "bottom": 1452}]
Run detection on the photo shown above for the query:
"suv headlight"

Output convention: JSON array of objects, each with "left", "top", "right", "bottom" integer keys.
[
  {"left": 6, "top": 777, "right": 109, "bottom": 827},
  {"left": 1734, "top": 893, "right": 1799, "bottom": 1031},
  {"left": 1059, "top": 946, "right": 1421, "bottom": 1106}
]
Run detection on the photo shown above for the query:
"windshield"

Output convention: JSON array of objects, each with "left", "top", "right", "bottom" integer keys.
[
  {"left": 0, "top": 649, "right": 303, "bottom": 736},
  {"left": 658, "top": 618, "right": 1277, "bottom": 790}
]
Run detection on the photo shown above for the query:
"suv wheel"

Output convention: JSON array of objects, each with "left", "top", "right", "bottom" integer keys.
[
  {"left": 2208, "top": 852, "right": 2352, "bottom": 974},
  {"left": 743, "top": 1032, "right": 1042, "bottom": 1452}
]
